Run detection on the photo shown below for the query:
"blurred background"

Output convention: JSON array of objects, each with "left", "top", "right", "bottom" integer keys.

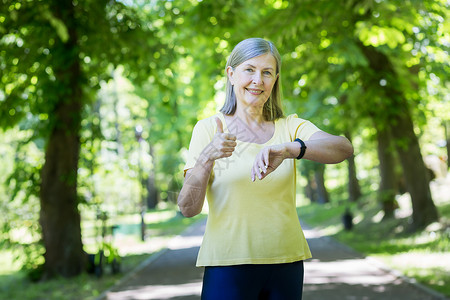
[{"left": 0, "top": 0, "right": 448, "bottom": 299}]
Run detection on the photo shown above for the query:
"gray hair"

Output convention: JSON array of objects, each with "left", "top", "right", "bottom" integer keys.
[{"left": 220, "top": 38, "right": 284, "bottom": 121}]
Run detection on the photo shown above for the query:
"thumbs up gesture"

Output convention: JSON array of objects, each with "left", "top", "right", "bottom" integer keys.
[
  {"left": 216, "top": 117, "right": 225, "bottom": 134},
  {"left": 202, "top": 117, "right": 237, "bottom": 162}
]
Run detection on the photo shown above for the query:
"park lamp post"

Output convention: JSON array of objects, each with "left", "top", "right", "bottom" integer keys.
[{"left": 135, "top": 124, "right": 146, "bottom": 242}]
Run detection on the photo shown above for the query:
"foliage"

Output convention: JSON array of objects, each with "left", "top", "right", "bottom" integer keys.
[
  {"left": 0, "top": 0, "right": 448, "bottom": 287},
  {"left": 0, "top": 129, "right": 44, "bottom": 275},
  {"left": 1, "top": 0, "right": 178, "bottom": 277}
]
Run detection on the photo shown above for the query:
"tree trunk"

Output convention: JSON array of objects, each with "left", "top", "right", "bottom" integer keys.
[
  {"left": 39, "top": 0, "right": 85, "bottom": 278},
  {"left": 360, "top": 44, "right": 439, "bottom": 229},
  {"left": 445, "top": 121, "right": 450, "bottom": 169},
  {"left": 389, "top": 103, "right": 439, "bottom": 228},
  {"left": 314, "top": 164, "right": 329, "bottom": 204},
  {"left": 344, "top": 132, "right": 361, "bottom": 202},
  {"left": 146, "top": 143, "right": 158, "bottom": 209},
  {"left": 375, "top": 126, "right": 397, "bottom": 220},
  {"left": 112, "top": 70, "right": 124, "bottom": 156},
  {"left": 304, "top": 173, "right": 317, "bottom": 203}
]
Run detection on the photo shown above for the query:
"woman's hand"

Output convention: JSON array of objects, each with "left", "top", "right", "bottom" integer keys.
[
  {"left": 178, "top": 118, "right": 237, "bottom": 218},
  {"left": 201, "top": 118, "right": 237, "bottom": 162},
  {"left": 251, "top": 144, "right": 288, "bottom": 181}
]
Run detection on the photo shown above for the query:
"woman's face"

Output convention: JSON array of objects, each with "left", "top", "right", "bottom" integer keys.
[{"left": 227, "top": 53, "right": 278, "bottom": 111}]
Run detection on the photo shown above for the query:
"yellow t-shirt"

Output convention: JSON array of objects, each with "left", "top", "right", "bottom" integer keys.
[{"left": 184, "top": 113, "right": 320, "bottom": 267}]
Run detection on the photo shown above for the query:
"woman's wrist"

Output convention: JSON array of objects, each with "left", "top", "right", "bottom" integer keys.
[
  {"left": 284, "top": 141, "right": 305, "bottom": 159},
  {"left": 198, "top": 153, "right": 215, "bottom": 167}
]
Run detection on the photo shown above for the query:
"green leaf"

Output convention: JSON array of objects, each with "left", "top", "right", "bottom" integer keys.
[{"left": 41, "top": 8, "right": 69, "bottom": 43}]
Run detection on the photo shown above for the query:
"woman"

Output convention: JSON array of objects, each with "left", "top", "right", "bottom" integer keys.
[{"left": 178, "top": 38, "right": 353, "bottom": 300}]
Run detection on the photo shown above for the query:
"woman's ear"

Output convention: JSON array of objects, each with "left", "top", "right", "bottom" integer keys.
[{"left": 226, "top": 66, "right": 234, "bottom": 85}]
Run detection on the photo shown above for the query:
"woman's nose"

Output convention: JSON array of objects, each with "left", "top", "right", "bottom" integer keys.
[{"left": 252, "top": 72, "right": 263, "bottom": 84}]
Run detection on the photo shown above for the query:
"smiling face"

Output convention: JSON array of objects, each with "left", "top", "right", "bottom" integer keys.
[{"left": 227, "top": 53, "right": 279, "bottom": 111}]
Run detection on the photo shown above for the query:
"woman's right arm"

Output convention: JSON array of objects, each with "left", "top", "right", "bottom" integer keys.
[
  {"left": 177, "top": 118, "right": 236, "bottom": 217},
  {"left": 177, "top": 158, "right": 214, "bottom": 218}
]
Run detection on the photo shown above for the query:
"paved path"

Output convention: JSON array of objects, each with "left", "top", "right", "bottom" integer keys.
[{"left": 99, "top": 218, "right": 448, "bottom": 300}]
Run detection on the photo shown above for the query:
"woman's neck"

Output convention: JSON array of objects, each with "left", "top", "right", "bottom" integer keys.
[
  {"left": 224, "top": 105, "right": 274, "bottom": 144},
  {"left": 234, "top": 105, "right": 265, "bottom": 126}
]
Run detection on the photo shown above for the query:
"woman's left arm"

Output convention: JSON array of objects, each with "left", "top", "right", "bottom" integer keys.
[
  {"left": 251, "top": 131, "right": 353, "bottom": 181},
  {"left": 286, "top": 131, "right": 354, "bottom": 164}
]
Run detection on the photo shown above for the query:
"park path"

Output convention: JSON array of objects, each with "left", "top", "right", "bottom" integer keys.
[{"left": 98, "top": 218, "right": 448, "bottom": 300}]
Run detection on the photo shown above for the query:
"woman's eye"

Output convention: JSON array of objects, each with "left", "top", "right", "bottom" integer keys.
[
  {"left": 245, "top": 68, "right": 253, "bottom": 72},
  {"left": 264, "top": 71, "right": 272, "bottom": 76}
]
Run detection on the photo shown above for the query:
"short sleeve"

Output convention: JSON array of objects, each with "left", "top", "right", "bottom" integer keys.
[
  {"left": 183, "top": 118, "right": 215, "bottom": 175},
  {"left": 286, "top": 114, "right": 321, "bottom": 141}
]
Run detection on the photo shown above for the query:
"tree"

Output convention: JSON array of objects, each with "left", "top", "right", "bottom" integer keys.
[
  {"left": 301, "top": 160, "right": 330, "bottom": 204},
  {"left": 0, "top": 0, "right": 171, "bottom": 277},
  {"left": 446, "top": 121, "right": 450, "bottom": 169},
  {"left": 345, "top": 131, "right": 362, "bottom": 203},
  {"left": 375, "top": 126, "right": 398, "bottom": 219},
  {"left": 359, "top": 44, "right": 439, "bottom": 228}
]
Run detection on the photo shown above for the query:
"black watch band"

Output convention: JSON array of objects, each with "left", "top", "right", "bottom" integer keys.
[{"left": 294, "top": 138, "right": 307, "bottom": 160}]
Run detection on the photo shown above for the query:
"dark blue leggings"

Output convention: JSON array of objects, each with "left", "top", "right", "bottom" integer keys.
[{"left": 201, "top": 261, "right": 304, "bottom": 300}]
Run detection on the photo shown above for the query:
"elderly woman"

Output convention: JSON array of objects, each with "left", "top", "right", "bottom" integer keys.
[{"left": 178, "top": 38, "right": 353, "bottom": 300}]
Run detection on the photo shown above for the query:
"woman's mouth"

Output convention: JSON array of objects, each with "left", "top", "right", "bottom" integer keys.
[{"left": 246, "top": 88, "right": 263, "bottom": 95}]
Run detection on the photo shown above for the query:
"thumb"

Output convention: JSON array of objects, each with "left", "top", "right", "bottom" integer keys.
[{"left": 215, "top": 117, "right": 224, "bottom": 133}]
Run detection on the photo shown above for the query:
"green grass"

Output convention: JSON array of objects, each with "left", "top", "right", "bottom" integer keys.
[
  {"left": 1, "top": 264, "right": 122, "bottom": 300},
  {"left": 297, "top": 197, "right": 450, "bottom": 297},
  {"left": 0, "top": 207, "right": 206, "bottom": 300}
]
